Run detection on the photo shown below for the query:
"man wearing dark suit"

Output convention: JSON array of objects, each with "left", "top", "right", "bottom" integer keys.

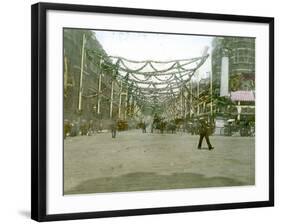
[
  {"left": 197, "top": 118, "right": 214, "bottom": 150},
  {"left": 111, "top": 119, "right": 117, "bottom": 138}
]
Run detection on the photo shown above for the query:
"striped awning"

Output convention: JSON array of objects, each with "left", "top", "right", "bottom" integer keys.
[{"left": 230, "top": 91, "right": 255, "bottom": 102}]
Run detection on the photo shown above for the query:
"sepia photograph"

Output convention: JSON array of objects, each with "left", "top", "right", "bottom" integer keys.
[{"left": 63, "top": 28, "right": 255, "bottom": 195}]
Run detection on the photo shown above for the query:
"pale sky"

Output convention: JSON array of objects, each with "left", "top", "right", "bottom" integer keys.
[{"left": 94, "top": 30, "right": 213, "bottom": 80}]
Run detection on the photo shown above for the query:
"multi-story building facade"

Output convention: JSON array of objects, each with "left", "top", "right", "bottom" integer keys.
[
  {"left": 211, "top": 36, "right": 255, "bottom": 135},
  {"left": 212, "top": 36, "right": 255, "bottom": 94},
  {"left": 64, "top": 29, "right": 139, "bottom": 124}
]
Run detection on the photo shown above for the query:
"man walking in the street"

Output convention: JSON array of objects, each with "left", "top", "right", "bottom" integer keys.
[
  {"left": 111, "top": 119, "right": 117, "bottom": 138},
  {"left": 197, "top": 117, "right": 214, "bottom": 150},
  {"left": 142, "top": 122, "right": 146, "bottom": 133}
]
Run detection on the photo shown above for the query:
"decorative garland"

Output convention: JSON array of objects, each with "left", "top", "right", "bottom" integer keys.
[{"left": 86, "top": 48, "right": 209, "bottom": 110}]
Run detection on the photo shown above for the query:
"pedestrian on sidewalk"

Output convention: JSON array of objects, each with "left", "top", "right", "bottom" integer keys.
[
  {"left": 111, "top": 119, "right": 117, "bottom": 138},
  {"left": 142, "top": 122, "right": 146, "bottom": 133},
  {"left": 197, "top": 117, "right": 214, "bottom": 150}
]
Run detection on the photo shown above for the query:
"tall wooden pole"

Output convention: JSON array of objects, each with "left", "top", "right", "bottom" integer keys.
[
  {"left": 78, "top": 34, "right": 86, "bottom": 111},
  {"left": 237, "top": 101, "right": 241, "bottom": 120},
  {"left": 197, "top": 76, "right": 200, "bottom": 115},
  {"left": 124, "top": 90, "right": 128, "bottom": 120},
  {"left": 97, "top": 59, "right": 103, "bottom": 115},
  {"left": 181, "top": 89, "right": 184, "bottom": 118},
  {"left": 190, "top": 80, "right": 192, "bottom": 118},
  {"left": 133, "top": 98, "right": 137, "bottom": 117},
  {"left": 110, "top": 78, "right": 114, "bottom": 119},
  {"left": 63, "top": 50, "right": 68, "bottom": 94},
  {"left": 210, "top": 71, "right": 213, "bottom": 116},
  {"left": 183, "top": 96, "right": 185, "bottom": 118},
  {"left": 118, "top": 81, "right": 123, "bottom": 119}
]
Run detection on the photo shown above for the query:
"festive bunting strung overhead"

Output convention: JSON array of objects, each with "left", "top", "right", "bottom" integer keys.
[{"left": 86, "top": 48, "right": 209, "bottom": 107}]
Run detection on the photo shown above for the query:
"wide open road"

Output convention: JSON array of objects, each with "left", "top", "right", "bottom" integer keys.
[{"left": 64, "top": 130, "right": 255, "bottom": 195}]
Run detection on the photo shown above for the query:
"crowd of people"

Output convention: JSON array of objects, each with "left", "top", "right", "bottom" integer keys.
[
  {"left": 64, "top": 118, "right": 127, "bottom": 139},
  {"left": 64, "top": 117, "right": 215, "bottom": 150},
  {"left": 64, "top": 119, "right": 102, "bottom": 139}
]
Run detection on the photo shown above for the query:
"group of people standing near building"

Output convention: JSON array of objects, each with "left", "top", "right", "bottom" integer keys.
[
  {"left": 64, "top": 119, "right": 102, "bottom": 139},
  {"left": 64, "top": 116, "right": 215, "bottom": 150},
  {"left": 139, "top": 116, "right": 215, "bottom": 150},
  {"left": 64, "top": 118, "right": 119, "bottom": 139}
]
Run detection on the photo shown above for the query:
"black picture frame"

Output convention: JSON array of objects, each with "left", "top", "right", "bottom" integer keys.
[{"left": 31, "top": 2, "right": 274, "bottom": 222}]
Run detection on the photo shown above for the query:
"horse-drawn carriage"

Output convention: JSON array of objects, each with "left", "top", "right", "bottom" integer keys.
[{"left": 117, "top": 119, "right": 128, "bottom": 131}]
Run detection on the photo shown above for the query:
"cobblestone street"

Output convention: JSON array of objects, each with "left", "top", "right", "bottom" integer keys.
[{"left": 64, "top": 130, "right": 255, "bottom": 195}]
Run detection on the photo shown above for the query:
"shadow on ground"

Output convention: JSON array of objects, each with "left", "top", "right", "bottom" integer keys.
[{"left": 65, "top": 172, "right": 247, "bottom": 195}]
